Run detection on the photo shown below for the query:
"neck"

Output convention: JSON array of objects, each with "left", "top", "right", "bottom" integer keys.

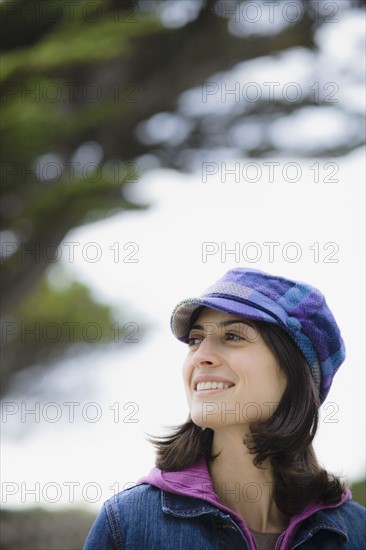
[{"left": 208, "top": 428, "right": 288, "bottom": 533}]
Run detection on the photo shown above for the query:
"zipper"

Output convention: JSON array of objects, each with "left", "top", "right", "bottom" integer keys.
[{"left": 219, "top": 514, "right": 256, "bottom": 550}]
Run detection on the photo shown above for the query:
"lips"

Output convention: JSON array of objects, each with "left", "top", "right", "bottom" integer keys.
[
  {"left": 196, "top": 381, "right": 233, "bottom": 391},
  {"left": 192, "top": 375, "right": 235, "bottom": 391}
]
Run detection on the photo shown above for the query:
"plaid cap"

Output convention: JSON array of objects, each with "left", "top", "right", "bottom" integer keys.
[{"left": 170, "top": 268, "right": 345, "bottom": 403}]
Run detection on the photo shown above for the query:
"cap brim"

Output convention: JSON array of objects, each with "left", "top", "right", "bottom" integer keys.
[{"left": 171, "top": 296, "right": 277, "bottom": 342}]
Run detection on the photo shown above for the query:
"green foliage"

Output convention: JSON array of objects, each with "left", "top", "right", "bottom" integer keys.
[
  {"left": 1, "top": 2, "right": 162, "bottom": 169},
  {"left": 11, "top": 15, "right": 159, "bottom": 74},
  {"left": 1, "top": 269, "right": 139, "bottom": 395},
  {"left": 1, "top": 1, "right": 163, "bottom": 171},
  {"left": 0, "top": 506, "right": 96, "bottom": 550},
  {"left": 18, "top": 275, "right": 113, "bottom": 335},
  {"left": 1, "top": 0, "right": 152, "bottom": 328},
  {"left": 1, "top": 1, "right": 162, "bottom": 79},
  {"left": 350, "top": 478, "right": 366, "bottom": 507}
]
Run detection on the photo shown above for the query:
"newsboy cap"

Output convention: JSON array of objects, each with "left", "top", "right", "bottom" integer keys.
[{"left": 170, "top": 268, "right": 345, "bottom": 403}]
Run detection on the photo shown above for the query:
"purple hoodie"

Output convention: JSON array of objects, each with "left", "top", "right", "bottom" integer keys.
[{"left": 138, "top": 459, "right": 351, "bottom": 550}]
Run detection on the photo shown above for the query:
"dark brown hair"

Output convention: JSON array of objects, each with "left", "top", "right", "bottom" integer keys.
[{"left": 149, "top": 318, "right": 346, "bottom": 516}]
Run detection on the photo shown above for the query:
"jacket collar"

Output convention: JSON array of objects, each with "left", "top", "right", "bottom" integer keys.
[
  {"left": 292, "top": 506, "right": 348, "bottom": 544},
  {"left": 161, "top": 489, "right": 221, "bottom": 517},
  {"left": 138, "top": 459, "right": 351, "bottom": 550},
  {"left": 160, "top": 490, "right": 349, "bottom": 550}
]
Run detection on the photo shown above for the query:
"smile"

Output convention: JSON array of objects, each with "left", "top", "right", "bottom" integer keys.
[{"left": 195, "top": 381, "right": 234, "bottom": 391}]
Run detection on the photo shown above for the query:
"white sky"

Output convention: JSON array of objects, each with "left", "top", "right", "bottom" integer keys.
[{"left": 1, "top": 148, "right": 365, "bottom": 510}]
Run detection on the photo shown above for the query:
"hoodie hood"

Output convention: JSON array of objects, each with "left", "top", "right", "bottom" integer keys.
[{"left": 138, "top": 459, "right": 351, "bottom": 550}]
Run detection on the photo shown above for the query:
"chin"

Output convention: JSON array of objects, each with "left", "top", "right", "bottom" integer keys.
[{"left": 191, "top": 410, "right": 231, "bottom": 430}]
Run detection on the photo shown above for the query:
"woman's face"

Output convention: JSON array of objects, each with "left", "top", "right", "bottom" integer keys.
[{"left": 182, "top": 308, "right": 287, "bottom": 430}]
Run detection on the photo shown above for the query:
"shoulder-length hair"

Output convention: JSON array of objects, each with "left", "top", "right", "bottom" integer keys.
[{"left": 149, "top": 319, "right": 346, "bottom": 516}]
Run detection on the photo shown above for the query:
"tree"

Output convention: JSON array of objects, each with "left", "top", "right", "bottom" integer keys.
[{"left": 1, "top": 0, "right": 364, "bottom": 392}]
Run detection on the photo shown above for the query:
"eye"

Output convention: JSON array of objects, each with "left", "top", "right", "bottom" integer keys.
[
  {"left": 187, "top": 335, "right": 203, "bottom": 347},
  {"left": 225, "top": 332, "right": 244, "bottom": 342}
]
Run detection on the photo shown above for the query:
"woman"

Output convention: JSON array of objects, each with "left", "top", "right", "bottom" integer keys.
[{"left": 84, "top": 268, "right": 365, "bottom": 549}]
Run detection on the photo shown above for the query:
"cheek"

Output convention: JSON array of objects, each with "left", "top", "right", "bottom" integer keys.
[
  {"left": 182, "top": 357, "right": 192, "bottom": 396},
  {"left": 244, "top": 352, "right": 286, "bottom": 403},
  {"left": 260, "top": 366, "right": 287, "bottom": 403},
  {"left": 270, "top": 362, "right": 287, "bottom": 391},
  {"left": 278, "top": 369, "right": 287, "bottom": 393}
]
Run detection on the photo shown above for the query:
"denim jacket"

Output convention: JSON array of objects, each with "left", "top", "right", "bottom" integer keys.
[{"left": 84, "top": 461, "right": 366, "bottom": 550}]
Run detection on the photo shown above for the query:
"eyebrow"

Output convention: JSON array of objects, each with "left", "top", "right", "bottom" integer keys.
[{"left": 189, "top": 320, "right": 253, "bottom": 331}]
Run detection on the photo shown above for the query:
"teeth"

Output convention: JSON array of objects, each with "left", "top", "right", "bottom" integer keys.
[{"left": 196, "top": 381, "right": 232, "bottom": 391}]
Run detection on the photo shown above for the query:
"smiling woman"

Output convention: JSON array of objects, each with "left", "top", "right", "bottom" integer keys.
[
  {"left": 183, "top": 311, "right": 287, "bottom": 430},
  {"left": 83, "top": 268, "right": 366, "bottom": 550}
]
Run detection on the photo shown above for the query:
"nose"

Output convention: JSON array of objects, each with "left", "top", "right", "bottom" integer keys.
[{"left": 192, "top": 337, "right": 222, "bottom": 367}]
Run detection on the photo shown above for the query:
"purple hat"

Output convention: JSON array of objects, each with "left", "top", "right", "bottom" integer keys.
[{"left": 170, "top": 268, "right": 345, "bottom": 403}]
